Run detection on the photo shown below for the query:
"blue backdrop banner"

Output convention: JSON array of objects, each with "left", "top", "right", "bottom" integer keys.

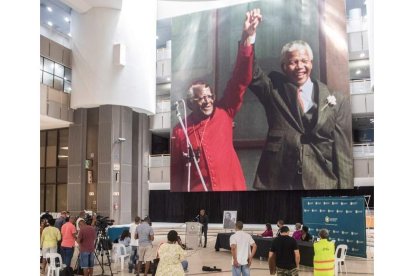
[{"left": 302, "top": 196, "right": 367, "bottom": 258}]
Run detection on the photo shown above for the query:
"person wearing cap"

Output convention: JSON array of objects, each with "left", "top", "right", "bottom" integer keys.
[{"left": 313, "top": 229, "right": 335, "bottom": 276}]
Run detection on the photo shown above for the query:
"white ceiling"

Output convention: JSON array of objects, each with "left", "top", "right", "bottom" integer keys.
[{"left": 40, "top": 115, "right": 72, "bottom": 130}]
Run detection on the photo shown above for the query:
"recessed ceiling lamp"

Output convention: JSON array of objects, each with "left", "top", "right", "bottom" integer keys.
[
  {"left": 47, "top": 21, "right": 53, "bottom": 27},
  {"left": 156, "top": 35, "right": 159, "bottom": 40},
  {"left": 68, "top": 33, "right": 72, "bottom": 37},
  {"left": 355, "top": 69, "right": 361, "bottom": 75},
  {"left": 359, "top": 52, "right": 365, "bottom": 58},
  {"left": 64, "top": 17, "right": 70, "bottom": 22},
  {"left": 166, "top": 77, "right": 171, "bottom": 81},
  {"left": 47, "top": 6, "right": 53, "bottom": 12}
]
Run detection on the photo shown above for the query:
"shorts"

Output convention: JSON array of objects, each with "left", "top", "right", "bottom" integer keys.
[
  {"left": 138, "top": 245, "right": 153, "bottom": 262},
  {"left": 80, "top": 252, "right": 95, "bottom": 269},
  {"left": 42, "top": 247, "right": 57, "bottom": 257}
]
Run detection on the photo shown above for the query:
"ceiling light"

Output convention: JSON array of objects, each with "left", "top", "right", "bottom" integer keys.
[
  {"left": 156, "top": 35, "right": 159, "bottom": 40},
  {"left": 47, "top": 6, "right": 53, "bottom": 12},
  {"left": 58, "top": 155, "right": 68, "bottom": 158},
  {"left": 47, "top": 21, "right": 53, "bottom": 27},
  {"left": 355, "top": 69, "right": 361, "bottom": 75},
  {"left": 359, "top": 52, "right": 365, "bottom": 58},
  {"left": 64, "top": 17, "right": 70, "bottom": 22},
  {"left": 60, "top": 146, "right": 69, "bottom": 150},
  {"left": 166, "top": 77, "right": 171, "bottom": 81},
  {"left": 68, "top": 33, "right": 72, "bottom": 37}
]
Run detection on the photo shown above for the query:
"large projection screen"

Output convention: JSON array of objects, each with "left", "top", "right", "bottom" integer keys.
[{"left": 170, "top": 0, "right": 353, "bottom": 192}]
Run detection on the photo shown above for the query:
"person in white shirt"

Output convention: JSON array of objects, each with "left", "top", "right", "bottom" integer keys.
[
  {"left": 128, "top": 216, "right": 140, "bottom": 273},
  {"left": 230, "top": 221, "right": 257, "bottom": 276}
]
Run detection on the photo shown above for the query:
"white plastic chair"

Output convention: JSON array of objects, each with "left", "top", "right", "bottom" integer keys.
[
  {"left": 111, "top": 243, "right": 130, "bottom": 271},
  {"left": 335, "top": 244, "right": 348, "bottom": 275},
  {"left": 45, "top": 252, "right": 66, "bottom": 276}
]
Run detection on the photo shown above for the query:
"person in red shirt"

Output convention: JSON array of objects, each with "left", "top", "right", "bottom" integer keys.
[
  {"left": 77, "top": 220, "right": 96, "bottom": 276},
  {"left": 61, "top": 216, "right": 77, "bottom": 268},
  {"left": 171, "top": 9, "right": 262, "bottom": 192},
  {"left": 261, "top": 223, "right": 274, "bottom": 237}
]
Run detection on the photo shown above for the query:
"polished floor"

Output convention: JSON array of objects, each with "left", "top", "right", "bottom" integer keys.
[{"left": 41, "top": 223, "right": 374, "bottom": 275}]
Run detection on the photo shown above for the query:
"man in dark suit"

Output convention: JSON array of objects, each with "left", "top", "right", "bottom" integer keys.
[{"left": 249, "top": 35, "right": 353, "bottom": 190}]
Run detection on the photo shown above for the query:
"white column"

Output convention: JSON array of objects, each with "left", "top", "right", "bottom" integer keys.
[{"left": 70, "top": 0, "right": 156, "bottom": 114}]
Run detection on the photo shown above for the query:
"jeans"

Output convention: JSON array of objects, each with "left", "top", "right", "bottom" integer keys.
[
  {"left": 232, "top": 265, "right": 250, "bottom": 276},
  {"left": 181, "top": 260, "right": 188, "bottom": 271},
  {"left": 128, "top": 246, "right": 138, "bottom": 272},
  {"left": 61, "top": 246, "right": 74, "bottom": 268}
]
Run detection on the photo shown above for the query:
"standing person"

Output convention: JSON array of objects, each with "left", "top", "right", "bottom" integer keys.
[
  {"left": 268, "top": 226, "right": 300, "bottom": 275},
  {"left": 54, "top": 211, "right": 68, "bottom": 230},
  {"left": 230, "top": 221, "right": 257, "bottom": 276},
  {"left": 170, "top": 9, "right": 262, "bottom": 192},
  {"left": 40, "top": 220, "right": 61, "bottom": 274},
  {"left": 129, "top": 216, "right": 141, "bottom": 273},
  {"left": 275, "top": 220, "right": 284, "bottom": 237},
  {"left": 196, "top": 209, "right": 209, "bottom": 248},
  {"left": 248, "top": 20, "right": 353, "bottom": 190},
  {"left": 77, "top": 220, "right": 96, "bottom": 276},
  {"left": 76, "top": 210, "right": 86, "bottom": 231},
  {"left": 313, "top": 229, "right": 335, "bottom": 276},
  {"left": 61, "top": 216, "right": 77, "bottom": 269},
  {"left": 135, "top": 217, "right": 154, "bottom": 276},
  {"left": 155, "top": 230, "right": 186, "bottom": 276}
]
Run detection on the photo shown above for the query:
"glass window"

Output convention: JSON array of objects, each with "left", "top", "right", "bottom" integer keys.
[
  {"left": 64, "top": 67, "right": 72, "bottom": 82},
  {"left": 45, "top": 184, "right": 56, "bottom": 212},
  {"left": 46, "top": 130, "right": 57, "bottom": 167},
  {"left": 54, "top": 76, "right": 64, "bottom": 91},
  {"left": 46, "top": 168, "right": 56, "bottom": 183},
  {"left": 57, "top": 184, "right": 67, "bottom": 211},
  {"left": 44, "top": 58, "right": 55, "bottom": 74},
  {"left": 43, "top": 72, "right": 54, "bottom": 87},
  {"left": 40, "top": 185, "right": 45, "bottom": 212},
  {"left": 40, "top": 132, "right": 46, "bottom": 167},
  {"left": 54, "top": 63, "right": 64, "bottom": 78},
  {"left": 58, "top": 129, "right": 69, "bottom": 167},
  {"left": 40, "top": 56, "right": 44, "bottom": 70},
  {"left": 64, "top": 81, "right": 72, "bottom": 93},
  {"left": 40, "top": 70, "right": 43, "bottom": 83},
  {"left": 40, "top": 168, "right": 45, "bottom": 184},
  {"left": 57, "top": 168, "right": 67, "bottom": 183}
]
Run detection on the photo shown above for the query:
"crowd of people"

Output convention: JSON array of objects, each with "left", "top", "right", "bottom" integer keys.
[
  {"left": 41, "top": 206, "right": 338, "bottom": 276},
  {"left": 40, "top": 210, "right": 98, "bottom": 275}
]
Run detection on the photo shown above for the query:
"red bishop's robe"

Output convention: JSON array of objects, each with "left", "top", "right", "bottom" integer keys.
[{"left": 171, "top": 44, "right": 253, "bottom": 192}]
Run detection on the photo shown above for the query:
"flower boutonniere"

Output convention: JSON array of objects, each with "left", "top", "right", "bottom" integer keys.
[{"left": 321, "top": 95, "right": 336, "bottom": 111}]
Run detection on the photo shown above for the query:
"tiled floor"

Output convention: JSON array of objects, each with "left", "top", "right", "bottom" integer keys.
[{"left": 41, "top": 223, "right": 374, "bottom": 275}]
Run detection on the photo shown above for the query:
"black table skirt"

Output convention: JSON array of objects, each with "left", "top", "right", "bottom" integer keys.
[{"left": 214, "top": 233, "right": 314, "bottom": 267}]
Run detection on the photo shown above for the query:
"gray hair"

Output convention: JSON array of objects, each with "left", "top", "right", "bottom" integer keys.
[
  {"left": 280, "top": 40, "right": 313, "bottom": 65},
  {"left": 319, "top": 228, "right": 329, "bottom": 239}
]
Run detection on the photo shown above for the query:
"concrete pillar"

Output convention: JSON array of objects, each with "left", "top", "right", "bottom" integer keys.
[{"left": 69, "top": 0, "right": 157, "bottom": 114}]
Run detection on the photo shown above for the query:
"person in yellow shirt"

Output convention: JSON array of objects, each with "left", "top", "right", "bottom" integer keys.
[
  {"left": 40, "top": 220, "right": 61, "bottom": 274},
  {"left": 313, "top": 229, "right": 335, "bottom": 276}
]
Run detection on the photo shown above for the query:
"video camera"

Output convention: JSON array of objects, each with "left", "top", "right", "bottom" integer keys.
[
  {"left": 84, "top": 213, "right": 114, "bottom": 232},
  {"left": 96, "top": 215, "right": 114, "bottom": 231}
]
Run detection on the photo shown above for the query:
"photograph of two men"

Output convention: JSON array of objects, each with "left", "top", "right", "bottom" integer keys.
[{"left": 169, "top": 0, "right": 354, "bottom": 192}]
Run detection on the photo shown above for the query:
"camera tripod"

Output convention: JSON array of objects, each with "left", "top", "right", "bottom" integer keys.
[{"left": 94, "top": 229, "right": 114, "bottom": 276}]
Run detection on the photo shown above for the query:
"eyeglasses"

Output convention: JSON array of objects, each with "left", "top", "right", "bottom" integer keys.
[{"left": 192, "top": 95, "right": 214, "bottom": 103}]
